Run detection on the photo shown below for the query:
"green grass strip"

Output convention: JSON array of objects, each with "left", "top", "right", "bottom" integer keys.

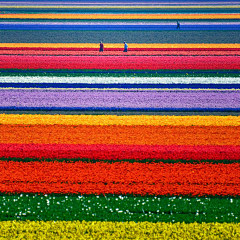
[
  {"left": 0, "top": 69, "right": 239, "bottom": 78},
  {"left": 0, "top": 194, "right": 239, "bottom": 223},
  {"left": 1, "top": 157, "right": 240, "bottom": 164}
]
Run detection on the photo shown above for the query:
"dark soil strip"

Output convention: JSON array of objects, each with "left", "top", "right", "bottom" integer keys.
[{"left": 0, "top": 110, "right": 239, "bottom": 115}]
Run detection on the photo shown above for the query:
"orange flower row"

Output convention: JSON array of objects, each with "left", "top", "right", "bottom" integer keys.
[
  {"left": 0, "top": 161, "right": 239, "bottom": 196},
  {"left": 1, "top": 161, "right": 239, "bottom": 183},
  {"left": 1, "top": 125, "right": 239, "bottom": 145}
]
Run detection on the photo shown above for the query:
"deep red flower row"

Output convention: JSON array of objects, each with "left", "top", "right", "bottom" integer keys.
[
  {"left": 0, "top": 161, "right": 239, "bottom": 196},
  {"left": 0, "top": 50, "right": 239, "bottom": 56},
  {"left": 1, "top": 144, "right": 240, "bottom": 160},
  {"left": 1, "top": 47, "right": 239, "bottom": 51},
  {"left": 0, "top": 55, "right": 239, "bottom": 69}
]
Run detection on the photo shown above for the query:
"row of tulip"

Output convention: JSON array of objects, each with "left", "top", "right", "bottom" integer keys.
[
  {"left": 2, "top": 23, "right": 239, "bottom": 31},
  {"left": 4, "top": 182, "right": 239, "bottom": 196},
  {"left": 1, "top": 114, "right": 239, "bottom": 126},
  {"left": 2, "top": 21, "right": 238, "bottom": 26},
  {"left": 2, "top": 3, "right": 238, "bottom": 7},
  {"left": 0, "top": 194, "right": 239, "bottom": 223},
  {"left": 1, "top": 143, "right": 240, "bottom": 161},
  {"left": 1, "top": 76, "right": 240, "bottom": 84},
  {"left": 1, "top": 70, "right": 239, "bottom": 79},
  {"left": 1, "top": 1, "right": 240, "bottom": 236},
  {"left": 1, "top": 89, "right": 240, "bottom": 110},
  {"left": 1, "top": 221, "right": 240, "bottom": 239},
  {"left": 1, "top": 50, "right": 240, "bottom": 56},
  {"left": 1, "top": 55, "right": 240, "bottom": 70},
  {"left": 0, "top": 161, "right": 239, "bottom": 196},
  {"left": 1, "top": 43, "right": 239, "bottom": 49},
  {"left": 2, "top": 3, "right": 239, "bottom": 8},
  {"left": 2, "top": 82, "right": 240, "bottom": 90},
  {"left": 1, "top": 125, "right": 239, "bottom": 145},
  {"left": 1, "top": 161, "right": 239, "bottom": 184},
  {"left": 2, "top": 13, "right": 240, "bottom": 19}
]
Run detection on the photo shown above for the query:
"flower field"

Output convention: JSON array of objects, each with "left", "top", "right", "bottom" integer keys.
[
  {"left": 1, "top": 0, "right": 240, "bottom": 239},
  {"left": 1, "top": 55, "right": 240, "bottom": 70}
]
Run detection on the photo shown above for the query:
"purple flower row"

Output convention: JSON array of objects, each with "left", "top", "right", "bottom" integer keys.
[{"left": 1, "top": 89, "right": 240, "bottom": 109}]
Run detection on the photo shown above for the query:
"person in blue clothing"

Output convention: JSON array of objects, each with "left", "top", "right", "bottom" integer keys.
[
  {"left": 123, "top": 41, "right": 128, "bottom": 52},
  {"left": 99, "top": 41, "right": 104, "bottom": 52},
  {"left": 176, "top": 21, "right": 180, "bottom": 29}
]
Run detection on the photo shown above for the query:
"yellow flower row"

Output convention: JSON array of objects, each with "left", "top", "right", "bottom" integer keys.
[
  {"left": 0, "top": 221, "right": 239, "bottom": 239},
  {"left": 1, "top": 114, "right": 240, "bottom": 126},
  {"left": 1, "top": 13, "right": 240, "bottom": 19},
  {"left": 0, "top": 43, "right": 239, "bottom": 49}
]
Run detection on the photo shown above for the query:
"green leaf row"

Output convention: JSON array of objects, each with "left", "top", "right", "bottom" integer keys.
[
  {"left": 0, "top": 69, "right": 239, "bottom": 78},
  {"left": 0, "top": 194, "right": 239, "bottom": 223},
  {"left": 1, "top": 157, "right": 240, "bottom": 164}
]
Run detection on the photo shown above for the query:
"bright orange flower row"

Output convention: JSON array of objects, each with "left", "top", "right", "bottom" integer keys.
[
  {"left": 1, "top": 161, "right": 239, "bottom": 184},
  {"left": 1, "top": 125, "right": 239, "bottom": 145},
  {"left": 0, "top": 161, "right": 239, "bottom": 196}
]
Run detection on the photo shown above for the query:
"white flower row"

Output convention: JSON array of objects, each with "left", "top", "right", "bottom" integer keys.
[{"left": 0, "top": 76, "right": 240, "bottom": 84}]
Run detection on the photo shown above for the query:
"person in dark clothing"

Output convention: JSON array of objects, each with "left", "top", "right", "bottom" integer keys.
[
  {"left": 123, "top": 41, "right": 128, "bottom": 52},
  {"left": 176, "top": 21, "right": 180, "bottom": 29},
  {"left": 99, "top": 41, "right": 104, "bottom": 52}
]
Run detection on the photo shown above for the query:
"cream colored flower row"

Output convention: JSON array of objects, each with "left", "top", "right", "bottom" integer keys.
[
  {"left": 0, "top": 221, "right": 239, "bottom": 239},
  {"left": 0, "top": 43, "right": 239, "bottom": 49},
  {"left": 1, "top": 114, "right": 240, "bottom": 126}
]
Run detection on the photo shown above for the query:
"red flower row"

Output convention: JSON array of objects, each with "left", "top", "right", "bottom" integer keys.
[
  {"left": 1, "top": 143, "right": 240, "bottom": 160},
  {"left": 0, "top": 55, "right": 239, "bottom": 70},
  {"left": 0, "top": 161, "right": 239, "bottom": 196},
  {"left": 1, "top": 47, "right": 239, "bottom": 51},
  {"left": 0, "top": 182, "right": 239, "bottom": 196},
  {"left": 0, "top": 50, "right": 239, "bottom": 56}
]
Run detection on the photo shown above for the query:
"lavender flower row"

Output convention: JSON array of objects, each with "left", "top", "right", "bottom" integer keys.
[{"left": 1, "top": 89, "right": 240, "bottom": 110}]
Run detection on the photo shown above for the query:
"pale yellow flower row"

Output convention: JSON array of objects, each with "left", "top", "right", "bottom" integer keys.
[
  {"left": 0, "top": 221, "right": 239, "bottom": 239},
  {"left": 1, "top": 13, "right": 240, "bottom": 19},
  {"left": 1, "top": 114, "right": 240, "bottom": 126},
  {"left": 0, "top": 43, "right": 239, "bottom": 49}
]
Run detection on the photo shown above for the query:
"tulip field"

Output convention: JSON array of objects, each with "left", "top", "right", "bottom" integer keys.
[{"left": 0, "top": 0, "right": 240, "bottom": 239}]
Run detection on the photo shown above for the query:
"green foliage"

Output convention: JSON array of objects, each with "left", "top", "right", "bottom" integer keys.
[
  {"left": 0, "top": 194, "right": 239, "bottom": 223},
  {"left": 0, "top": 69, "right": 239, "bottom": 78},
  {"left": 1, "top": 157, "right": 240, "bottom": 164}
]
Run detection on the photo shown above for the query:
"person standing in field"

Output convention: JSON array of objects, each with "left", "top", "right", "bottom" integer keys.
[
  {"left": 99, "top": 41, "right": 104, "bottom": 52},
  {"left": 176, "top": 21, "right": 180, "bottom": 29},
  {"left": 123, "top": 41, "right": 128, "bottom": 52}
]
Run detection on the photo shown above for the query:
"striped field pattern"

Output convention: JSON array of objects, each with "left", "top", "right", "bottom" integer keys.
[{"left": 1, "top": 0, "right": 240, "bottom": 239}]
